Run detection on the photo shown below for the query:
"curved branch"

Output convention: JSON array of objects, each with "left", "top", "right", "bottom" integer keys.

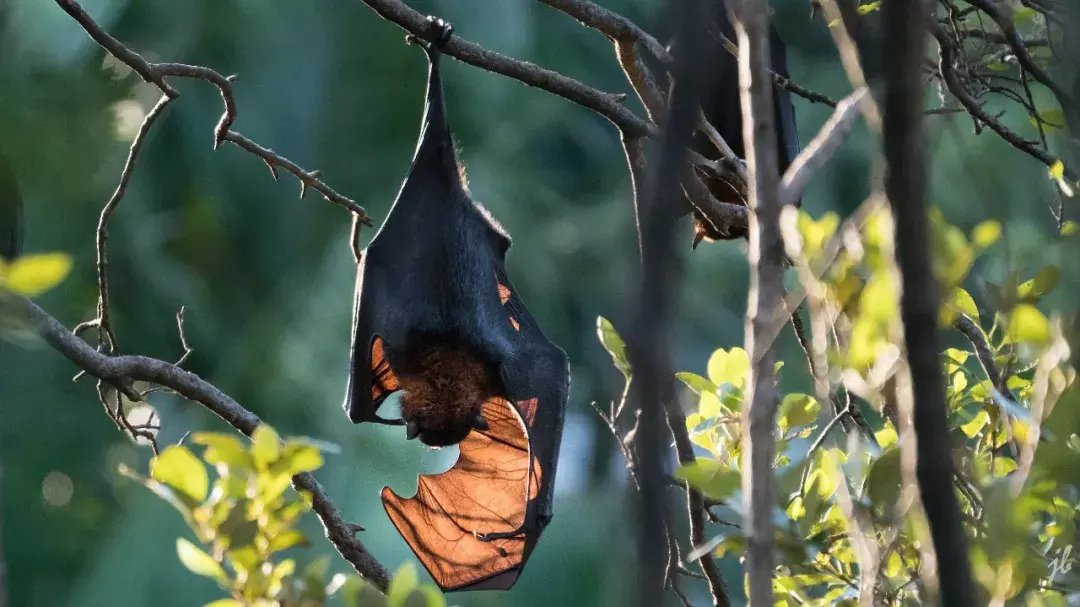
[
  {"left": 354, "top": 0, "right": 656, "bottom": 137},
  {"left": 929, "top": 20, "right": 1077, "bottom": 180},
  {"left": 12, "top": 293, "right": 392, "bottom": 591}
]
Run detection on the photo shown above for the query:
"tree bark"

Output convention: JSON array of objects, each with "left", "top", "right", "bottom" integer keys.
[
  {"left": 882, "top": 0, "right": 976, "bottom": 604},
  {"left": 732, "top": 0, "right": 785, "bottom": 605}
]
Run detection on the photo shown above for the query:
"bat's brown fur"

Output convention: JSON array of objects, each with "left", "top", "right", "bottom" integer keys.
[{"left": 397, "top": 341, "right": 497, "bottom": 447}]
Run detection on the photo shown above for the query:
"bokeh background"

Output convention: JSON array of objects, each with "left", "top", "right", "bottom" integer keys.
[{"left": 1, "top": 0, "right": 1074, "bottom": 605}]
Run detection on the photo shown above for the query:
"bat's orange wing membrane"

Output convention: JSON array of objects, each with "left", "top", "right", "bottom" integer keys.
[
  {"left": 370, "top": 336, "right": 400, "bottom": 403},
  {"left": 381, "top": 396, "right": 542, "bottom": 591}
]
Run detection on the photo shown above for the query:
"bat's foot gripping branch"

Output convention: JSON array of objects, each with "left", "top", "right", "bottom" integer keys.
[{"left": 405, "top": 16, "right": 454, "bottom": 54}]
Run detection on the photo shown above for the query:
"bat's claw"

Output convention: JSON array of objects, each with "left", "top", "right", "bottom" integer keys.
[
  {"left": 473, "top": 527, "right": 525, "bottom": 543},
  {"left": 406, "top": 16, "right": 454, "bottom": 51}
]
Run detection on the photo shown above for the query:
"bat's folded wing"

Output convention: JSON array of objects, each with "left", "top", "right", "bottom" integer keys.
[{"left": 381, "top": 396, "right": 542, "bottom": 592}]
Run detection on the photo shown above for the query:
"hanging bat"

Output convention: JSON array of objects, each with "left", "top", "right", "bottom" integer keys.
[
  {"left": 663, "top": 0, "right": 801, "bottom": 248},
  {"left": 342, "top": 17, "right": 570, "bottom": 593}
]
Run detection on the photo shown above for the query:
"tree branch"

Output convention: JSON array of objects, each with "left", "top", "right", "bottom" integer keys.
[
  {"left": 11, "top": 293, "right": 392, "bottom": 591},
  {"left": 929, "top": 20, "right": 1077, "bottom": 180},
  {"left": 732, "top": 0, "right": 786, "bottom": 604},
  {"left": 884, "top": 0, "right": 976, "bottom": 603},
  {"left": 353, "top": 0, "right": 656, "bottom": 137}
]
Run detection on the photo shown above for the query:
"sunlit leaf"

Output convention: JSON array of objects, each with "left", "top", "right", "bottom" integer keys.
[
  {"left": 596, "top": 316, "right": 630, "bottom": 378},
  {"left": 1049, "top": 160, "right": 1074, "bottom": 197},
  {"left": 268, "top": 529, "right": 308, "bottom": 553},
  {"left": 387, "top": 563, "right": 419, "bottom": 607},
  {"left": 676, "top": 372, "right": 719, "bottom": 397},
  {"left": 251, "top": 424, "right": 281, "bottom": 469},
  {"left": 961, "top": 410, "right": 990, "bottom": 439},
  {"left": 673, "top": 458, "right": 740, "bottom": 502},
  {"left": 152, "top": 446, "right": 209, "bottom": 503},
  {"left": 864, "top": 448, "right": 902, "bottom": 506},
  {"left": 1017, "top": 266, "right": 1060, "bottom": 302},
  {"left": 778, "top": 394, "right": 819, "bottom": 434},
  {"left": 971, "top": 220, "right": 1002, "bottom": 249},
  {"left": 993, "top": 457, "right": 1018, "bottom": 478},
  {"left": 707, "top": 348, "right": 750, "bottom": 391},
  {"left": 875, "top": 425, "right": 898, "bottom": 449},
  {"left": 857, "top": 1, "right": 881, "bottom": 15},
  {"left": 0, "top": 252, "right": 72, "bottom": 297},
  {"left": 278, "top": 441, "right": 323, "bottom": 476},
  {"left": 1007, "top": 304, "right": 1050, "bottom": 347},
  {"left": 1012, "top": 6, "right": 1036, "bottom": 23},
  {"left": 192, "top": 433, "right": 253, "bottom": 473},
  {"left": 176, "top": 537, "right": 228, "bottom": 583}
]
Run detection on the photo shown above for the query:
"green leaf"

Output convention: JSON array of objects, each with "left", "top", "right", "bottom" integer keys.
[
  {"left": 778, "top": 394, "right": 819, "bottom": 434},
  {"left": 278, "top": 442, "right": 323, "bottom": 476},
  {"left": 151, "top": 446, "right": 209, "bottom": 503},
  {"left": 269, "top": 530, "right": 308, "bottom": 554},
  {"left": 676, "top": 372, "right": 719, "bottom": 397},
  {"left": 993, "top": 457, "right": 1017, "bottom": 478},
  {"left": 960, "top": 410, "right": 990, "bottom": 438},
  {"left": 388, "top": 563, "right": 419, "bottom": 607},
  {"left": 176, "top": 537, "right": 228, "bottom": 583},
  {"left": 596, "top": 316, "right": 631, "bottom": 378},
  {"left": 251, "top": 424, "right": 281, "bottom": 469},
  {"left": 1007, "top": 304, "right": 1050, "bottom": 346},
  {"left": 192, "top": 433, "right": 253, "bottom": 472},
  {"left": 673, "top": 458, "right": 740, "bottom": 502},
  {"left": 1017, "top": 266, "right": 1060, "bottom": 302},
  {"left": 796, "top": 211, "right": 840, "bottom": 258},
  {"left": 1012, "top": 6, "right": 1036, "bottom": 23},
  {"left": 864, "top": 448, "right": 902, "bottom": 506},
  {"left": 857, "top": 1, "right": 882, "bottom": 15},
  {"left": 860, "top": 273, "right": 897, "bottom": 321},
  {"left": 971, "top": 220, "right": 1002, "bottom": 249},
  {"left": 339, "top": 576, "right": 389, "bottom": 607},
  {"left": 707, "top": 348, "right": 750, "bottom": 391},
  {"left": 417, "top": 587, "right": 446, "bottom": 607},
  {"left": 0, "top": 252, "right": 72, "bottom": 297}
]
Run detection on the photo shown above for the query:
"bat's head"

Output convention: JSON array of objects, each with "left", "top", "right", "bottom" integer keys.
[{"left": 397, "top": 341, "right": 496, "bottom": 448}]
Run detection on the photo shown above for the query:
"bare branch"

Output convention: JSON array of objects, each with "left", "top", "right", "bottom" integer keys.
[
  {"left": 12, "top": 294, "right": 392, "bottom": 591},
  {"left": 781, "top": 88, "right": 868, "bottom": 206},
  {"left": 732, "top": 0, "right": 785, "bottom": 603},
  {"left": 55, "top": 0, "right": 370, "bottom": 220},
  {"left": 535, "top": 0, "right": 672, "bottom": 66},
  {"left": 929, "top": 20, "right": 1077, "bottom": 180},
  {"left": 354, "top": 0, "right": 656, "bottom": 137}
]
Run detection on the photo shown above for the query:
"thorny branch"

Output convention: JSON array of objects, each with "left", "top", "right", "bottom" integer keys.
[
  {"left": 13, "top": 293, "right": 391, "bottom": 590},
  {"left": 55, "top": 0, "right": 371, "bottom": 451}
]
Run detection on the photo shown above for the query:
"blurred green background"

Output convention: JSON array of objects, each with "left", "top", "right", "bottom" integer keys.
[{"left": 0, "top": 0, "right": 1074, "bottom": 605}]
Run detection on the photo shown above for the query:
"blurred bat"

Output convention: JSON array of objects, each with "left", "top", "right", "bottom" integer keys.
[
  {"left": 665, "top": 0, "right": 802, "bottom": 248},
  {"left": 342, "top": 17, "right": 570, "bottom": 592}
]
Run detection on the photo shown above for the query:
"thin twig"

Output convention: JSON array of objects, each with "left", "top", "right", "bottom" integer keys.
[{"left": 13, "top": 294, "right": 391, "bottom": 591}]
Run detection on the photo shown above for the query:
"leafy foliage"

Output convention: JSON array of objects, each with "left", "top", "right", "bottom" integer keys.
[
  {"left": 601, "top": 206, "right": 1080, "bottom": 604},
  {"left": 124, "top": 423, "right": 445, "bottom": 607}
]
